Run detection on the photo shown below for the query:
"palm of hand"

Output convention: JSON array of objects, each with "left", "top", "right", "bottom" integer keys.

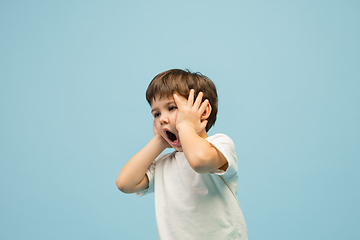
[
  {"left": 173, "top": 89, "right": 208, "bottom": 133},
  {"left": 153, "top": 120, "right": 171, "bottom": 148}
]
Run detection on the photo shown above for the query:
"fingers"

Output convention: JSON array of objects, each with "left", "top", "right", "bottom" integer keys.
[
  {"left": 173, "top": 93, "right": 185, "bottom": 106},
  {"left": 188, "top": 89, "right": 195, "bottom": 106},
  {"left": 193, "top": 91, "right": 203, "bottom": 109},
  {"left": 174, "top": 90, "right": 208, "bottom": 113},
  {"left": 173, "top": 90, "right": 209, "bottom": 133},
  {"left": 173, "top": 93, "right": 178, "bottom": 104},
  {"left": 173, "top": 94, "right": 180, "bottom": 108},
  {"left": 199, "top": 99, "right": 209, "bottom": 115}
]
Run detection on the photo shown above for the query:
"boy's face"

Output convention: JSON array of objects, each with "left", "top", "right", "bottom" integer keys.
[{"left": 151, "top": 95, "right": 183, "bottom": 152}]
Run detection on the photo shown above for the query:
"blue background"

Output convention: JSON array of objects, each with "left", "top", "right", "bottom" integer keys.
[{"left": 1, "top": 1, "right": 359, "bottom": 239}]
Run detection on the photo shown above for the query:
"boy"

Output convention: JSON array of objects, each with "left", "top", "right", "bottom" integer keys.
[{"left": 116, "top": 69, "right": 247, "bottom": 240}]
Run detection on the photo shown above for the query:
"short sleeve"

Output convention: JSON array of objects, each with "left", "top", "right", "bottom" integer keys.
[
  {"left": 134, "top": 153, "right": 169, "bottom": 196},
  {"left": 134, "top": 162, "right": 155, "bottom": 197},
  {"left": 206, "top": 134, "right": 238, "bottom": 180}
]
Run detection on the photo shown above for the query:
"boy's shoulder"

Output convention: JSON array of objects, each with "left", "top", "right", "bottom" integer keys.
[
  {"left": 206, "top": 133, "right": 235, "bottom": 145},
  {"left": 206, "top": 133, "right": 237, "bottom": 157}
]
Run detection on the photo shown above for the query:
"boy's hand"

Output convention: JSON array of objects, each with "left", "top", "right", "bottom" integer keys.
[
  {"left": 153, "top": 120, "right": 171, "bottom": 149},
  {"left": 173, "top": 89, "right": 209, "bottom": 133}
]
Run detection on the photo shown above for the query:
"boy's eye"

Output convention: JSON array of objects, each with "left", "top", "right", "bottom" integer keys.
[
  {"left": 153, "top": 112, "right": 160, "bottom": 118},
  {"left": 169, "top": 106, "right": 177, "bottom": 111}
]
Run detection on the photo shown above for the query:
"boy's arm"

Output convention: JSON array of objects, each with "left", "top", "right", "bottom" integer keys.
[
  {"left": 177, "top": 125, "right": 228, "bottom": 174},
  {"left": 174, "top": 90, "right": 228, "bottom": 174},
  {"left": 116, "top": 131, "right": 167, "bottom": 194}
]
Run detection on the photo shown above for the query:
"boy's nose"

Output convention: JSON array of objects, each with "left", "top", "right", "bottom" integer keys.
[{"left": 160, "top": 115, "right": 169, "bottom": 125}]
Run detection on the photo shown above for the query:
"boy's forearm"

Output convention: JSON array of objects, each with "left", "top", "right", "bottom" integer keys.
[
  {"left": 116, "top": 136, "right": 166, "bottom": 193},
  {"left": 177, "top": 126, "right": 218, "bottom": 173}
]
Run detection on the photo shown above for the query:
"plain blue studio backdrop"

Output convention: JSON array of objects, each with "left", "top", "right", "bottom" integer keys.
[{"left": 1, "top": 1, "right": 359, "bottom": 239}]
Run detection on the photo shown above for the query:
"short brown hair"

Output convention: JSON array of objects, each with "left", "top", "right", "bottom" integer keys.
[{"left": 146, "top": 69, "right": 218, "bottom": 132}]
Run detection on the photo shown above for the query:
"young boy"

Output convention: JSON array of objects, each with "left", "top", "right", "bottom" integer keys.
[{"left": 116, "top": 69, "right": 247, "bottom": 240}]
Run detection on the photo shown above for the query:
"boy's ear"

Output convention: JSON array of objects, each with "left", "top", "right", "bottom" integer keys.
[{"left": 200, "top": 102, "right": 212, "bottom": 121}]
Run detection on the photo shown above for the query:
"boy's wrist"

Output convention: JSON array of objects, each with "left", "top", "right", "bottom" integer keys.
[
  {"left": 176, "top": 122, "right": 202, "bottom": 135},
  {"left": 176, "top": 122, "right": 193, "bottom": 132},
  {"left": 153, "top": 134, "right": 169, "bottom": 150}
]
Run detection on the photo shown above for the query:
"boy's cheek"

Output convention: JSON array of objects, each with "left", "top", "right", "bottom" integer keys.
[{"left": 154, "top": 122, "right": 162, "bottom": 135}]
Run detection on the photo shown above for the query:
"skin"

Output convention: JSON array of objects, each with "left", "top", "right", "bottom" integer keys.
[{"left": 116, "top": 89, "right": 228, "bottom": 193}]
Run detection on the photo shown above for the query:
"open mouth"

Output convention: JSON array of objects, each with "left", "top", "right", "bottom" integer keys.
[{"left": 165, "top": 130, "right": 179, "bottom": 145}]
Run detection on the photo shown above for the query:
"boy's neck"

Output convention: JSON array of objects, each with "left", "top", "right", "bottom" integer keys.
[{"left": 198, "top": 129, "right": 208, "bottom": 139}]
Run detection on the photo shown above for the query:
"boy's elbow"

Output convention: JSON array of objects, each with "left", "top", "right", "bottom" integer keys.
[
  {"left": 116, "top": 178, "right": 134, "bottom": 194},
  {"left": 192, "top": 165, "right": 210, "bottom": 174},
  {"left": 116, "top": 179, "right": 125, "bottom": 192}
]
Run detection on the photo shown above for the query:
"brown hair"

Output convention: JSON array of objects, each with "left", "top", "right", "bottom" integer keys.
[{"left": 146, "top": 69, "right": 218, "bottom": 132}]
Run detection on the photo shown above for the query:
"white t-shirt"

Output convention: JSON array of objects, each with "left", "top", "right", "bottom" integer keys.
[{"left": 136, "top": 134, "right": 247, "bottom": 240}]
